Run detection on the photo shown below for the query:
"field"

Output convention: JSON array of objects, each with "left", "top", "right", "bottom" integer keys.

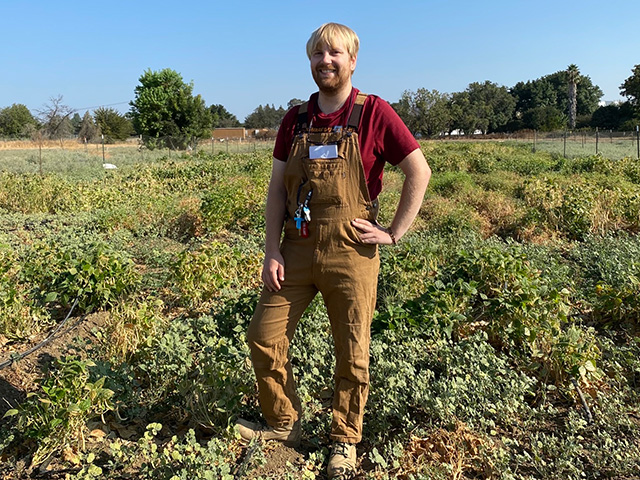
[{"left": 1, "top": 141, "right": 639, "bottom": 479}]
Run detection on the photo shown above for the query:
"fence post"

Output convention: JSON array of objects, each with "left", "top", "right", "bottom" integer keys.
[
  {"left": 533, "top": 130, "right": 537, "bottom": 153},
  {"left": 563, "top": 130, "right": 567, "bottom": 158},
  {"left": 101, "top": 134, "right": 105, "bottom": 164},
  {"left": 637, "top": 125, "right": 639, "bottom": 159},
  {"left": 595, "top": 127, "right": 599, "bottom": 155}
]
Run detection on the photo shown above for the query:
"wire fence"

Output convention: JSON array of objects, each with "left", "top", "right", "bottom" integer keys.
[
  {"left": 0, "top": 136, "right": 276, "bottom": 176},
  {"left": 439, "top": 128, "right": 640, "bottom": 160}
]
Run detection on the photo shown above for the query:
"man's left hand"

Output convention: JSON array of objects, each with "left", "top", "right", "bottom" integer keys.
[{"left": 351, "top": 218, "right": 394, "bottom": 245}]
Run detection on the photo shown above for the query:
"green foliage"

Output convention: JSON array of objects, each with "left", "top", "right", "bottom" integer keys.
[
  {"left": 93, "top": 107, "right": 133, "bottom": 142},
  {"left": 0, "top": 243, "right": 50, "bottom": 337},
  {"left": 3, "top": 356, "right": 114, "bottom": 466},
  {"left": 0, "top": 103, "right": 38, "bottom": 137},
  {"left": 450, "top": 81, "right": 515, "bottom": 134},
  {"left": 170, "top": 239, "right": 261, "bottom": 309},
  {"left": 134, "top": 314, "right": 254, "bottom": 428},
  {"left": 620, "top": 64, "right": 640, "bottom": 110},
  {"left": 209, "top": 103, "right": 241, "bottom": 128},
  {"left": 200, "top": 175, "right": 267, "bottom": 234},
  {"left": 129, "top": 68, "right": 213, "bottom": 149},
  {"left": 244, "top": 103, "right": 286, "bottom": 129},
  {"left": 21, "top": 237, "right": 140, "bottom": 313},
  {"left": 3, "top": 142, "right": 640, "bottom": 478},
  {"left": 394, "top": 89, "right": 451, "bottom": 137},
  {"left": 77, "top": 111, "right": 100, "bottom": 142}
]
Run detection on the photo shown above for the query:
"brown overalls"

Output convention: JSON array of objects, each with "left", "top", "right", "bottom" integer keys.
[{"left": 247, "top": 93, "right": 379, "bottom": 443}]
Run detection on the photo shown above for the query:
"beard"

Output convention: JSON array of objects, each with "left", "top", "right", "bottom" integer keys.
[{"left": 311, "top": 65, "right": 352, "bottom": 95}]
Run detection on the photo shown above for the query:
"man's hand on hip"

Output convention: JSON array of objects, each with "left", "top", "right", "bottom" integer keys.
[{"left": 351, "top": 218, "right": 395, "bottom": 245}]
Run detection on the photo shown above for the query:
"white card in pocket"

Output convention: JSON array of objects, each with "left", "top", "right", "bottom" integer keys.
[{"left": 309, "top": 145, "right": 338, "bottom": 159}]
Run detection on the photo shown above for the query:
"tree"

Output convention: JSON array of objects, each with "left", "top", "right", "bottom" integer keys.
[
  {"left": 0, "top": 104, "right": 38, "bottom": 137},
  {"left": 94, "top": 107, "right": 133, "bottom": 142},
  {"left": 244, "top": 104, "right": 286, "bottom": 129},
  {"left": 510, "top": 68, "right": 602, "bottom": 130},
  {"left": 567, "top": 64, "right": 580, "bottom": 129},
  {"left": 37, "top": 95, "right": 74, "bottom": 140},
  {"left": 449, "top": 91, "right": 476, "bottom": 135},
  {"left": 129, "top": 68, "right": 213, "bottom": 149},
  {"left": 393, "top": 89, "right": 451, "bottom": 137},
  {"left": 620, "top": 64, "right": 640, "bottom": 113},
  {"left": 70, "top": 113, "right": 82, "bottom": 135},
  {"left": 450, "top": 82, "right": 515, "bottom": 134},
  {"left": 209, "top": 104, "right": 241, "bottom": 128},
  {"left": 591, "top": 102, "right": 636, "bottom": 130},
  {"left": 77, "top": 111, "right": 100, "bottom": 142},
  {"left": 522, "top": 105, "right": 565, "bottom": 131}
]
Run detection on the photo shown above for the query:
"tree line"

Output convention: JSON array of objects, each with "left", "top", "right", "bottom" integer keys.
[
  {"left": 394, "top": 64, "right": 640, "bottom": 138},
  {"left": 2, "top": 65, "right": 640, "bottom": 148}
]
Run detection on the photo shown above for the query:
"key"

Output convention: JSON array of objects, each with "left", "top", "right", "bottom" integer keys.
[
  {"left": 302, "top": 206, "right": 311, "bottom": 223},
  {"left": 294, "top": 215, "right": 303, "bottom": 230}
]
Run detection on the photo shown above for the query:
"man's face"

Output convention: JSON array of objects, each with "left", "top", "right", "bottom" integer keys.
[{"left": 310, "top": 40, "right": 357, "bottom": 95}]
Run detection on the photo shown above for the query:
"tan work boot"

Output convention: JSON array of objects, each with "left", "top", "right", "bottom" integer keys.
[
  {"left": 235, "top": 418, "right": 301, "bottom": 447},
  {"left": 327, "top": 442, "right": 357, "bottom": 479}
]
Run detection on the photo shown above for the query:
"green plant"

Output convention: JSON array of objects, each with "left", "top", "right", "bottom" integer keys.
[
  {"left": 3, "top": 356, "right": 114, "bottom": 467},
  {"left": 21, "top": 237, "right": 140, "bottom": 313},
  {"left": 171, "top": 239, "right": 261, "bottom": 309}
]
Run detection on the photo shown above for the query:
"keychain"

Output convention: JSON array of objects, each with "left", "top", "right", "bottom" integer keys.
[{"left": 295, "top": 187, "right": 313, "bottom": 238}]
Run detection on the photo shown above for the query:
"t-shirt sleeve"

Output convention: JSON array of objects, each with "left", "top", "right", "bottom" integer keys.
[
  {"left": 273, "top": 106, "right": 300, "bottom": 161},
  {"left": 368, "top": 97, "right": 420, "bottom": 166}
]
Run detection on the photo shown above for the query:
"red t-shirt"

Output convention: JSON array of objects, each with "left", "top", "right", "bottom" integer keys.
[{"left": 273, "top": 88, "right": 419, "bottom": 200}]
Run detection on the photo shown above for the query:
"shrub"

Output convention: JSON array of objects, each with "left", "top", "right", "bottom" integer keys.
[
  {"left": 170, "top": 239, "right": 261, "bottom": 309},
  {"left": 21, "top": 237, "right": 140, "bottom": 313},
  {"left": 3, "top": 357, "right": 114, "bottom": 468}
]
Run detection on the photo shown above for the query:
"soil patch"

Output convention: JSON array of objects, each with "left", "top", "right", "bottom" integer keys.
[{"left": 0, "top": 312, "right": 109, "bottom": 421}]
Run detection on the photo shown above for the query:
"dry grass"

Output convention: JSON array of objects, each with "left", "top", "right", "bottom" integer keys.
[{"left": 0, "top": 139, "right": 136, "bottom": 151}]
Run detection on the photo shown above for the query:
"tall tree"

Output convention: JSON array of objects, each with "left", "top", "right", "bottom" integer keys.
[
  {"left": 451, "top": 82, "right": 515, "bottom": 134},
  {"left": 77, "top": 111, "right": 100, "bottom": 142},
  {"left": 393, "top": 89, "right": 451, "bottom": 137},
  {"left": 0, "top": 104, "right": 38, "bottom": 137},
  {"left": 510, "top": 68, "right": 602, "bottom": 130},
  {"left": 129, "top": 68, "right": 212, "bottom": 149},
  {"left": 244, "top": 104, "right": 286, "bottom": 129},
  {"left": 94, "top": 107, "right": 133, "bottom": 142},
  {"left": 620, "top": 64, "right": 640, "bottom": 114},
  {"left": 70, "top": 113, "right": 82, "bottom": 135},
  {"left": 567, "top": 64, "right": 580, "bottom": 129},
  {"left": 209, "top": 104, "right": 241, "bottom": 128},
  {"left": 37, "top": 95, "right": 74, "bottom": 139}
]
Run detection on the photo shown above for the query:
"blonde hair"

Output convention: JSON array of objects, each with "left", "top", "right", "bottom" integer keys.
[{"left": 306, "top": 23, "right": 359, "bottom": 60}]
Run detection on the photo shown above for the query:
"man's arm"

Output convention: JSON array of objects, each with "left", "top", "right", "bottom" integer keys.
[
  {"left": 262, "top": 159, "right": 288, "bottom": 291},
  {"left": 352, "top": 147, "right": 431, "bottom": 244}
]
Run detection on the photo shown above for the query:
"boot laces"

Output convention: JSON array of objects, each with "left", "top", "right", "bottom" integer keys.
[{"left": 332, "top": 442, "right": 352, "bottom": 458}]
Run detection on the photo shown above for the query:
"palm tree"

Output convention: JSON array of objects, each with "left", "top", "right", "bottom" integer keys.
[{"left": 567, "top": 64, "right": 580, "bottom": 130}]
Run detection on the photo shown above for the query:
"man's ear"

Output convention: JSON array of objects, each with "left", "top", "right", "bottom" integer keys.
[{"left": 350, "top": 55, "right": 357, "bottom": 73}]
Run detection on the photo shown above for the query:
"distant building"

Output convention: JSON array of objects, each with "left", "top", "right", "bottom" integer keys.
[{"left": 213, "top": 127, "right": 246, "bottom": 140}]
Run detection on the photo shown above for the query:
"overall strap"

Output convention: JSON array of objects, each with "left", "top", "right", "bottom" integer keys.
[
  {"left": 346, "top": 92, "right": 368, "bottom": 131},
  {"left": 295, "top": 101, "right": 309, "bottom": 134}
]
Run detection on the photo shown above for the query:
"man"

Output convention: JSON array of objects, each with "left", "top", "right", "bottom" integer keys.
[{"left": 237, "top": 22, "right": 431, "bottom": 479}]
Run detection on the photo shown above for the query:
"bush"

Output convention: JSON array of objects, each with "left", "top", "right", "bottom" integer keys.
[
  {"left": 21, "top": 237, "right": 140, "bottom": 313},
  {"left": 3, "top": 357, "right": 115, "bottom": 468}
]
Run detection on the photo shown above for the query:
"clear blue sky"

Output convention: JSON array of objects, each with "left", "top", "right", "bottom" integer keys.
[{"left": 1, "top": 0, "right": 637, "bottom": 122}]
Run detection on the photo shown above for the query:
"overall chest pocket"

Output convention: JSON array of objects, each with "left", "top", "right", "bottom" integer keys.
[{"left": 302, "top": 157, "right": 348, "bottom": 206}]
